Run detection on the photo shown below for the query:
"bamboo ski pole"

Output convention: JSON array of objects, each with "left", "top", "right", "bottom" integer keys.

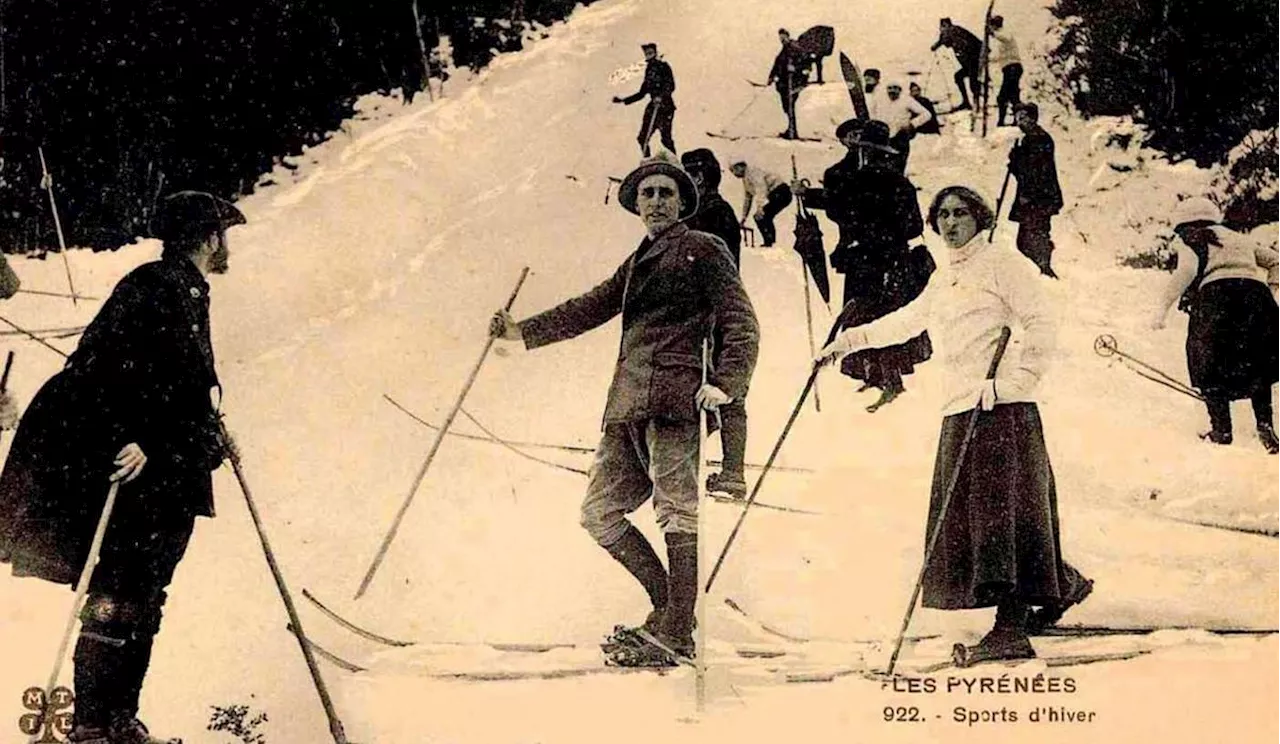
[
  {"left": 989, "top": 154, "right": 1014, "bottom": 243},
  {"left": 0, "top": 314, "right": 69, "bottom": 358},
  {"left": 29, "top": 480, "right": 120, "bottom": 744},
  {"left": 16, "top": 288, "right": 98, "bottom": 301},
  {"left": 791, "top": 155, "right": 820, "bottom": 412},
  {"left": 220, "top": 421, "right": 351, "bottom": 744},
  {"left": 696, "top": 339, "right": 710, "bottom": 712},
  {"left": 886, "top": 326, "right": 1012, "bottom": 676},
  {"left": 410, "top": 0, "right": 434, "bottom": 103},
  {"left": 355, "top": 267, "right": 530, "bottom": 599},
  {"left": 36, "top": 147, "right": 78, "bottom": 307}
]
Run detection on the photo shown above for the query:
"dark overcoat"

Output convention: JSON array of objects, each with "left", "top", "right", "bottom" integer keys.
[
  {"left": 684, "top": 192, "right": 742, "bottom": 267},
  {"left": 0, "top": 256, "right": 224, "bottom": 585},
  {"left": 520, "top": 223, "right": 759, "bottom": 426},
  {"left": 1008, "top": 127, "right": 1064, "bottom": 222}
]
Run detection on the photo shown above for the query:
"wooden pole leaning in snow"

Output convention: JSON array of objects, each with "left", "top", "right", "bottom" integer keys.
[
  {"left": 221, "top": 422, "right": 352, "bottom": 744},
  {"left": 886, "top": 326, "right": 1011, "bottom": 676},
  {"left": 36, "top": 146, "right": 80, "bottom": 307},
  {"left": 355, "top": 266, "right": 531, "bottom": 600},
  {"left": 28, "top": 480, "right": 120, "bottom": 744}
]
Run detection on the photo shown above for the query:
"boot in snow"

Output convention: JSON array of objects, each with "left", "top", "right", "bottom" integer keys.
[
  {"left": 1199, "top": 429, "right": 1233, "bottom": 445},
  {"left": 865, "top": 385, "right": 902, "bottom": 413},
  {"left": 952, "top": 627, "right": 1035, "bottom": 667},
  {"left": 1027, "top": 576, "right": 1094, "bottom": 634},
  {"left": 67, "top": 725, "right": 112, "bottom": 744},
  {"left": 706, "top": 471, "right": 748, "bottom": 500},
  {"left": 108, "top": 717, "right": 182, "bottom": 744}
]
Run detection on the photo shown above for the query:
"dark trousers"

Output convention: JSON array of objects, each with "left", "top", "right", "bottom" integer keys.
[
  {"left": 74, "top": 504, "right": 196, "bottom": 729},
  {"left": 1015, "top": 214, "right": 1057, "bottom": 278},
  {"left": 889, "top": 132, "right": 912, "bottom": 173},
  {"left": 954, "top": 62, "right": 981, "bottom": 107},
  {"left": 1206, "top": 387, "right": 1275, "bottom": 436},
  {"left": 717, "top": 399, "right": 748, "bottom": 478},
  {"left": 776, "top": 85, "right": 802, "bottom": 137},
  {"left": 997, "top": 63, "right": 1023, "bottom": 124},
  {"left": 754, "top": 185, "right": 793, "bottom": 246},
  {"left": 639, "top": 98, "right": 676, "bottom": 156}
]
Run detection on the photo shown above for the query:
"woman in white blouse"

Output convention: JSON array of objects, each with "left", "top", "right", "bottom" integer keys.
[
  {"left": 1150, "top": 197, "right": 1278, "bottom": 454},
  {"left": 816, "top": 185, "right": 1091, "bottom": 665}
]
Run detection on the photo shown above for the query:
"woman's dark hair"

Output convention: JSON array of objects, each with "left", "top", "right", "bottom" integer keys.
[{"left": 927, "top": 186, "right": 995, "bottom": 233}]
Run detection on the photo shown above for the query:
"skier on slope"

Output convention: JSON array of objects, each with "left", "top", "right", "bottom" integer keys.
[
  {"left": 0, "top": 191, "right": 243, "bottom": 744},
  {"left": 613, "top": 42, "right": 677, "bottom": 157},
  {"left": 490, "top": 153, "right": 759, "bottom": 666},
  {"left": 793, "top": 120, "right": 934, "bottom": 412},
  {"left": 767, "top": 28, "right": 812, "bottom": 139},
  {"left": 816, "top": 184, "right": 1093, "bottom": 666},
  {"left": 868, "top": 79, "right": 933, "bottom": 173},
  {"left": 988, "top": 16, "right": 1023, "bottom": 127},
  {"left": 681, "top": 148, "right": 751, "bottom": 499},
  {"left": 1149, "top": 197, "right": 1279, "bottom": 453},
  {"left": 729, "top": 158, "right": 792, "bottom": 248},
  {"left": 929, "top": 18, "right": 983, "bottom": 112},
  {"left": 1007, "top": 103, "right": 1064, "bottom": 278}
]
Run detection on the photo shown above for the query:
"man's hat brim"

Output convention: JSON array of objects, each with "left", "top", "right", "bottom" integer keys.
[
  {"left": 151, "top": 190, "right": 246, "bottom": 242},
  {"left": 618, "top": 161, "right": 699, "bottom": 219}
]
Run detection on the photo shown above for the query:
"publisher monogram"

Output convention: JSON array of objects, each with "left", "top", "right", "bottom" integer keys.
[{"left": 18, "top": 687, "right": 74, "bottom": 743}]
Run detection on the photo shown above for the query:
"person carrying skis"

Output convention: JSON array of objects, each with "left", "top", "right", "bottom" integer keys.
[
  {"left": 815, "top": 184, "right": 1093, "bottom": 666},
  {"left": 1008, "top": 103, "right": 1064, "bottom": 278},
  {"left": 490, "top": 152, "right": 759, "bottom": 666},
  {"left": 681, "top": 148, "right": 751, "bottom": 499},
  {"left": 794, "top": 120, "right": 933, "bottom": 412},
  {"left": 868, "top": 79, "right": 933, "bottom": 172},
  {"left": 1150, "top": 197, "right": 1279, "bottom": 453},
  {"left": 929, "top": 18, "right": 983, "bottom": 112},
  {"left": 767, "top": 28, "right": 811, "bottom": 139},
  {"left": 729, "top": 158, "right": 792, "bottom": 248},
  {"left": 989, "top": 16, "right": 1023, "bottom": 127},
  {"left": 0, "top": 191, "right": 243, "bottom": 744},
  {"left": 613, "top": 42, "right": 677, "bottom": 157}
]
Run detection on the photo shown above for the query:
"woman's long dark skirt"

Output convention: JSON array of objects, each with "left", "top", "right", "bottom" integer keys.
[
  {"left": 1187, "top": 278, "right": 1278, "bottom": 399},
  {"left": 922, "top": 402, "right": 1081, "bottom": 610}
]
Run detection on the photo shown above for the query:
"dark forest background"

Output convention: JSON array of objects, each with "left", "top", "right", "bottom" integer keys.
[
  {"left": 0, "top": 0, "right": 591, "bottom": 252},
  {"left": 0, "top": 0, "right": 1275, "bottom": 252}
]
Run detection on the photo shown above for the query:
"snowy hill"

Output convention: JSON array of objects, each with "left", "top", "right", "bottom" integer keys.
[{"left": 0, "top": 0, "right": 1274, "bottom": 742}]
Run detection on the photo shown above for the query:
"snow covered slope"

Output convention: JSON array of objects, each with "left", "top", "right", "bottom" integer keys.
[{"left": 0, "top": 0, "right": 1273, "bottom": 742}]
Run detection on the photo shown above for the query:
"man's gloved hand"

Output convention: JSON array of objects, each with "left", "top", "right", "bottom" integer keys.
[
  {"left": 695, "top": 384, "right": 732, "bottom": 411},
  {"left": 489, "top": 309, "right": 523, "bottom": 341}
]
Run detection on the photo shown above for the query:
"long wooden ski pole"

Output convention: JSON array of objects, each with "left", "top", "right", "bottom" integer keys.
[
  {"left": 989, "top": 154, "right": 1014, "bottom": 243},
  {"left": 221, "top": 421, "right": 350, "bottom": 743},
  {"left": 886, "top": 326, "right": 1011, "bottom": 675},
  {"left": 355, "top": 267, "right": 530, "bottom": 599},
  {"left": 36, "top": 147, "right": 78, "bottom": 307},
  {"left": 791, "top": 155, "right": 820, "bottom": 412},
  {"left": 29, "top": 480, "right": 120, "bottom": 744},
  {"left": 696, "top": 339, "right": 710, "bottom": 712}
]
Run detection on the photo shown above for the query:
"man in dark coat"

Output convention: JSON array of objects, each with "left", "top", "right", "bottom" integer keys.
[
  {"left": 795, "top": 120, "right": 932, "bottom": 412},
  {"left": 0, "top": 191, "right": 242, "bottom": 744},
  {"left": 613, "top": 43, "right": 677, "bottom": 157},
  {"left": 909, "top": 82, "right": 942, "bottom": 135},
  {"left": 491, "top": 153, "right": 758, "bottom": 665},
  {"left": 930, "top": 17, "right": 982, "bottom": 111},
  {"left": 681, "top": 148, "right": 750, "bottom": 499},
  {"left": 767, "top": 29, "right": 811, "bottom": 139},
  {"left": 1008, "top": 103, "right": 1064, "bottom": 278}
]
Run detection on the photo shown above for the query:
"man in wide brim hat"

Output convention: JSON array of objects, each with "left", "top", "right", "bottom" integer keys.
[
  {"left": 490, "top": 153, "right": 758, "bottom": 667},
  {"left": 616, "top": 152, "right": 700, "bottom": 219}
]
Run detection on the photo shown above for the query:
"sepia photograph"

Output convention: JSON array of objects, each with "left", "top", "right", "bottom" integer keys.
[{"left": 0, "top": 0, "right": 1275, "bottom": 742}]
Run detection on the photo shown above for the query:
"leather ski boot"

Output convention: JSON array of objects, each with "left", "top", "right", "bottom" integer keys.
[
  {"left": 706, "top": 471, "right": 748, "bottom": 500},
  {"left": 953, "top": 597, "right": 1035, "bottom": 668},
  {"left": 1027, "top": 573, "right": 1094, "bottom": 634},
  {"left": 67, "top": 725, "right": 113, "bottom": 744},
  {"left": 600, "top": 524, "right": 668, "bottom": 653},
  {"left": 108, "top": 716, "right": 182, "bottom": 744},
  {"left": 605, "top": 532, "right": 697, "bottom": 667}
]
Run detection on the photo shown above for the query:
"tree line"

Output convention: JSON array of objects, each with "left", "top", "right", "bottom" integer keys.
[{"left": 0, "top": 0, "right": 590, "bottom": 252}]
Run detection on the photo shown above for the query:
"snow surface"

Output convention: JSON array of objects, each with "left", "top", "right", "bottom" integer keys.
[{"left": 0, "top": 0, "right": 1275, "bottom": 742}]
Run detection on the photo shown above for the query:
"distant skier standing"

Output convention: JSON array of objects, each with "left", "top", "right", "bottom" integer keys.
[
  {"left": 767, "top": 28, "right": 811, "bottom": 139},
  {"left": 681, "top": 148, "right": 752, "bottom": 498},
  {"left": 0, "top": 191, "right": 243, "bottom": 744},
  {"left": 816, "top": 185, "right": 1093, "bottom": 665},
  {"left": 795, "top": 120, "right": 933, "bottom": 412},
  {"left": 613, "top": 42, "right": 677, "bottom": 157},
  {"left": 1150, "top": 197, "right": 1279, "bottom": 453},
  {"left": 930, "top": 18, "right": 983, "bottom": 112},
  {"left": 863, "top": 68, "right": 882, "bottom": 97},
  {"left": 1007, "top": 103, "right": 1064, "bottom": 278},
  {"left": 989, "top": 16, "right": 1023, "bottom": 126},
  {"left": 490, "top": 153, "right": 759, "bottom": 665},
  {"left": 729, "top": 158, "right": 792, "bottom": 248}
]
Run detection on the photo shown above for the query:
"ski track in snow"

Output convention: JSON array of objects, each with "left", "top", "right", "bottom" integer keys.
[{"left": 0, "top": 0, "right": 1274, "bottom": 742}]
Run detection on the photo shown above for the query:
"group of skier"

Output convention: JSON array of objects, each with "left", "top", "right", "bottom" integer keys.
[{"left": 0, "top": 9, "right": 1271, "bottom": 743}]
